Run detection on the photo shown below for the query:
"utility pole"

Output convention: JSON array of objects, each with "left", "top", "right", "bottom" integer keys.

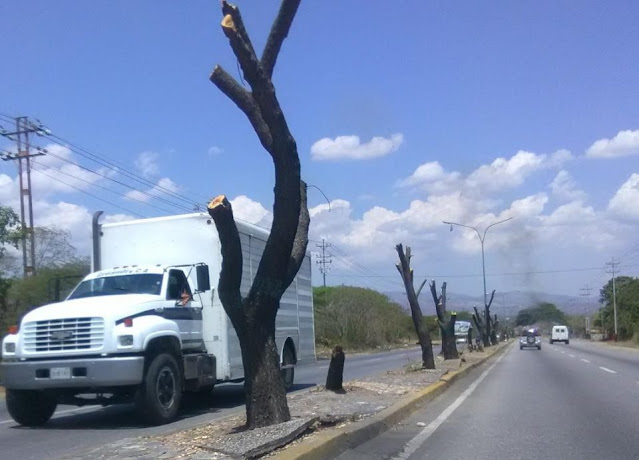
[
  {"left": 315, "top": 238, "right": 332, "bottom": 287},
  {"left": 580, "top": 284, "right": 592, "bottom": 335},
  {"left": 0, "top": 116, "right": 49, "bottom": 277},
  {"left": 605, "top": 258, "right": 620, "bottom": 340}
]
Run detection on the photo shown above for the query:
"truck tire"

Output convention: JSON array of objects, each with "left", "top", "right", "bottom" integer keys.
[
  {"left": 136, "top": 353, "right": 182, "bottom": 425},
  {"left": 280, "top": 345, "right": 295, "bottom": 391},
  {"left": 566, "top": 340, "right": 569, "bottom": 345},
  {"left": 6, "top": 389, "right": 57, "bottom": 427}
]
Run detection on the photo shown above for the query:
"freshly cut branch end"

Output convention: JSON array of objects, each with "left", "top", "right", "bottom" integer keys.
[
  {"left": 221, "top": 14, "right": 236, "bottom": 32},
  {"left": 208, "top": 195, "right": 230, "bottom": 211}
]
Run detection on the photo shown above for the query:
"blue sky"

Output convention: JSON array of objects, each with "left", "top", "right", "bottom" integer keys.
[{"left": 1, "top": 1, "right": 638, "bottom": 302}]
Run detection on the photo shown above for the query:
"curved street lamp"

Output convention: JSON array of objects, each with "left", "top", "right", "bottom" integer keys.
[{"left": 442, "top": 217, "right": 513, "bottom": 308}]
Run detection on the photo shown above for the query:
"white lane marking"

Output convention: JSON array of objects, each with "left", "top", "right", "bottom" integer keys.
[
  {"left": 391, "top": 352, "right": 506, "bottom": 460},
  {"left": 581, "top": 358, "right": 590, "bottom": 363},
  {"left": 599, "top": 366, "right": 617, "bottom": 374},
  {"left": 0, "top": 406, "right": 97, "bottom": 425},
  {"left": 569, "top": 354, "right": 576, "bottom": 358},
  {"left": 560, "top": 351, "right": 566, "bottom": 354}
]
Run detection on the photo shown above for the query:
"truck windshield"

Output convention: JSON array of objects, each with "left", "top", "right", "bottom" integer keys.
[{"left": 68, "top": 274, "right": 163, "bottom": 299}]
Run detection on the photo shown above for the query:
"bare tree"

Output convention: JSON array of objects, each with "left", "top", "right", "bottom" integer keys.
[
  {"left": 489, "top": 313, "right": 499, "bottom": 345},
  {"left": 207, "top": 0, "right": 308, "bottom": 429},
  {"left": 472, "top": 289, "right": 495, "bottom": 347},
  {"left": 429, "top": 281, "right": 458, "bottom": 359},
  {"left": 395, "top": 244, "right": 435, "bottom": 369}
]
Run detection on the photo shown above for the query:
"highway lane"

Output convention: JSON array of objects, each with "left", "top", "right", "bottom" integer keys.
[
  {"left": 338, "top": 340, "right": 639, "bottom": 459},
  {"left": 0, "top": 346, "right": 421, "bottom": 460}
]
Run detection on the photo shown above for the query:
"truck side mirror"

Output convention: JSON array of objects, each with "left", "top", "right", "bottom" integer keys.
[{"left": 196, "top": 264, "right": 211, "bottom": 292}]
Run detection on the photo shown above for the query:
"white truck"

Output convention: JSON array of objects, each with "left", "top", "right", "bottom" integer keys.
[{"left": 0, "top": 212, "right": 315, "bottom": 426}]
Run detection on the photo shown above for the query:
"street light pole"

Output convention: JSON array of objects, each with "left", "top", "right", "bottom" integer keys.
[{"left": 443, "top": 217, "right": 513, "bottom": 308}]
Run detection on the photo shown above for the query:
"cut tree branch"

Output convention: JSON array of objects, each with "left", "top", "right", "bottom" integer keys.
[
  {"left": 209, "top": 65, "right": 273, "bottom": 153},
  {"left": 220, "top": 1, "right": 260, "bottom": 86},
  {"left": 207, "top": 195, "right": 243, "bottom": 323},
  {"left": 283, "top": 180, "right": 310, "bottom": 289},
  {"left": 416, "top": 279, "right": 428, "bottom": 299},
  {"left": 261, "top": 0, "right": 302, "bottom": 79}
]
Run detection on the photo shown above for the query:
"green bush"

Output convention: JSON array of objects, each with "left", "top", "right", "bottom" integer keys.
[{"left": 313, "top": 286, "right": 425, "bottom": 350}]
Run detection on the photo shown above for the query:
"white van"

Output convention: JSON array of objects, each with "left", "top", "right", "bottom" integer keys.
[{"left": 550, "top": 325, "right": 569, "bottom": 344}]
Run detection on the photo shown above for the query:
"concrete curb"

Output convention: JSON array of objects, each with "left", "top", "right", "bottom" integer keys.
[{"left": 273, "top": 341, "right": 513, "bottom": 460}]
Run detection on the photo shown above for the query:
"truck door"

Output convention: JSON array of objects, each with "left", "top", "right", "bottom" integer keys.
[{"left": 165, "top": 269, "right": 204, "bottom": 350}]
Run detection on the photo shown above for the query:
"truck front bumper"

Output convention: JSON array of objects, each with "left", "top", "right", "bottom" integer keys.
[{"left": 0, "top": 356, "right": 145, "bottom": 390}]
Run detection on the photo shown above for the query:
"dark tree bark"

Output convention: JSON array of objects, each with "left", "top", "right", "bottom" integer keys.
[
  {"left": 395, "top": 244, "right": 435, "bottom": 369},
  {"left": 483, "top": 289, "right": 496, "bottom": 346},
  {"left": 472, "top": 305, "right": 488, "bottom": 348},
  {"left": 430, "top": 281, "right": 458, "bottom": 360},
  {"left": 207, "top": 0, "right": 308, "bottom": 430},
  {"left": 325, "top": 346, "right": 345, "bottom": 393},
  {"left": 489, "top": 313, "right": 499, "bottom": 345}
]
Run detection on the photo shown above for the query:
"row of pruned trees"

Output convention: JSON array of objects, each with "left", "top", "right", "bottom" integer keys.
[{"left": 395, "top": 244, "right": 503, "bottom": 369}]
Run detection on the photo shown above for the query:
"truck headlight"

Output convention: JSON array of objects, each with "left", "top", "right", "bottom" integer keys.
[
  {"left": 4, "top": 342, "right": 16, "bottom": 353},
  {"left": 118, "top": 335, "right": 134, "bottom": 347}
]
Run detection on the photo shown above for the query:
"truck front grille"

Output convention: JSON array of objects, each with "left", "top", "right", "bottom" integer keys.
[{"left": 22, "top": 317, "right": 105, "bottom": 352}]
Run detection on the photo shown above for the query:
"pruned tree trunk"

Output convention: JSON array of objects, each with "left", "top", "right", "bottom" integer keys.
[
  {"left": 325, "top": 346, "right": 345, "bottom": 393},
  {"left": 207, "top": 0, "right": 309, "bottom": 430},
  {"left": 489, "top": 313, "right": 499, "bottom": 345},
  {"left": 430, "top": 281, "right": 458, "bottom": 360},
  {"left": 395, "top": 244, "right": 435, "bottom": 369},
  {"left": 483, "top": 289, "right": 496, "bottom": 346},
  {"left": 472, "top": 305, "right": 489, "bottom": 348}
]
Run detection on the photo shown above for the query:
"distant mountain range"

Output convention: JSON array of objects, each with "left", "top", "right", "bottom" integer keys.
[{"left": 384, "top": 290, "right": 601, "bottom": 318}]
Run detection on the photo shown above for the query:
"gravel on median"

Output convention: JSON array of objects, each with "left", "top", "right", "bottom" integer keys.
[{"left": 58, "top": 348, "right": 493, "bottom": 460}]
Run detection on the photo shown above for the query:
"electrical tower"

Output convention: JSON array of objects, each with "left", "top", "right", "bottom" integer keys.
[
  {"left": 0, "top": 116, "right": 49, "bottom": 277},
  {"left": 605, "top": 258, "right": 620, "bottom": 339},
  {"left": 315, "top": 238, "right": 332, "bottom": 287}
]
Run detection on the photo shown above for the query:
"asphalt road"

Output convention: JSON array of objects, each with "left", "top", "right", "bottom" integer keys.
[
  {"left": 338, "top": 339, "right": 639, "bottom": 460},
  {"left": 0, "top": 346, "right": 421, "bottom": 460}
]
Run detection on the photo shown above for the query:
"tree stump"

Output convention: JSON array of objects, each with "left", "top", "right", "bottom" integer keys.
[{"left": 325, "top": 346, "right": 345, "bottom": 393}]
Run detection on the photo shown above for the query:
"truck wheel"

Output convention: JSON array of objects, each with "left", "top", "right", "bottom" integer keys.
[
  {"left": 280, "top": 345, "right": 295, "bottom": 391},
  {"left": 566, "top": 340, "right": 569, "bottom": 345},
  {"left": 136, "top": 353, "right": 182, "bottom": 425},
  {"left": 6, "top": 389, "right": 57, "bottom": 426}
]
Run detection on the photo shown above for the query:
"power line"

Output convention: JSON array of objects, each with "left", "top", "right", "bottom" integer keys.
[
  {"left": 31, "top": 166, "right": 144, "bottom": 218},
  {"left": 44, "top": 132, "right": 208, "bottom": 206},
  {"left": 29, "top": 159, "right": 176, "bottom": 215},
  {"left": 41, "top": 148, "right": 193, "bottom": 212}
]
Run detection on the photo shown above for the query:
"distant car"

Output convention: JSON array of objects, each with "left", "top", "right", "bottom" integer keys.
[
  {"left": 520, "top": 328, "right": 541, "bottom": 350},
  {"left": 550, "top": 325, "right": 569, "bottom": 344}
]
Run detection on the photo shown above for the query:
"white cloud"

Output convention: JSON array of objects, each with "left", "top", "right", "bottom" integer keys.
[
  {"left": 310, "top": 133, "right": 403, "bottom": 161},
  {"left": 466, "top": 150, "right": 569, "bottom": 192},
  {"left": 208, "top": 146, "right": 223, "bottom": 157},
  {"left": 542, "top": 201, "right": 596, "bottom": 226},
  {"left": 549, "top": 170, "right": 587, "bottom": 202},
  {"left": 608, "top": 173, "right": 639, "bottom": 221},
  {"left": 124, "top": 177, "right": 180, "bottom": 204},
  {"left": 134, "top": 151, "right": 160, "bottom": 178},
  {"left": 398, "top": 149, "right": 572, "bottom": 196},
  {"left": 586, "top": 129, "right": 639, "bottom": 159},
  {"left": 230, "top": 195, "right": 272, "bottom": 227},
  {"left": 397, "top": 161, "right": 461, "bottom": 194}
]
